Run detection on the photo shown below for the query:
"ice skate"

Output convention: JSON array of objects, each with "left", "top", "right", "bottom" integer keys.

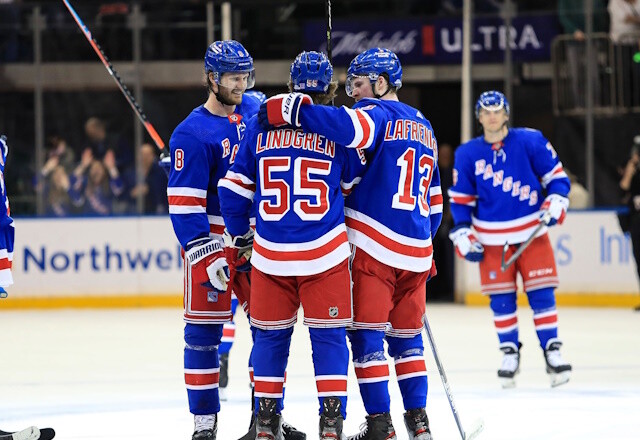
[
  {"left": 240, "top": 417, "right": 306, "bottom": 440},
  {"left": 544, "top": 340, "right": 572, "bottom": 387},
  {"left": 347, "top": 413, "right": 397, "bottom": 440},
  {"left": 403, "top": 408, "right": 432, "bottom": 440},
  {"left": 319, "top": 397, "right": 345, "bottom": 440},
  {"left": 497, "top": 341, "right": 521, "bottom": 388},
  {"left": 219, "top": 353, "right": 229, "bottom": 401},
  {"left": 192, "top": 414, "right": 217, "bottom": 440},
  {"left": 255, "top": 398, "right": 284, "bottom": 440},
  {"left": 0, "top": 426, "right": 56, "bottom": 440}
]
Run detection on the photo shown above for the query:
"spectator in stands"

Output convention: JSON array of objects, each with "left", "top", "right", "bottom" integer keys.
[
  {"left": 69, "top": 148, "right": 124, "bottom": 215},
  {"left": 83, "top": 117, "right": 111, "bottom": 159},
  {"left": 609, "top": 0, "right": 640, "bottom": 108},
  {"left": 44, "top": 165, "right": 74, "bottom": 217},
  {"left": 122, "top": 143, "right": 168, "bottom": 214},
  {"left": 46, "top": 135, "right": 75, "bottom": 174},
  {"left": 619, "top": 135, "right": 640, "bottom": 311},
  {"left": 558, "top": 0, "right": 609, "bottom": 107}
]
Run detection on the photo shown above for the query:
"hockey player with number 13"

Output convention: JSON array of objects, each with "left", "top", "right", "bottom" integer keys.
[{"left": 448, "top": 91, "right": 573, "bottom": 388}]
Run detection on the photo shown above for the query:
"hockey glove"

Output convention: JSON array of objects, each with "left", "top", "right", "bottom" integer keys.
[
  {"left": 223, "top": 228, "right": 254, "bottom": 273},
  {"left": 540, "top": 194, "right": 569, "bottom": 226},
  {"left": 185, "top": 238, "right": 230, "bottom": 292},
  {"left": 258, "top": 93, "right": 312, "bottom": 129},
  {"left": 449, "top": 224, "right": 484, "bottom": 262}
]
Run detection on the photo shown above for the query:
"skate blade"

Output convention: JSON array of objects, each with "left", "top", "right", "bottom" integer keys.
[
  {"left": 550, "top": 371, "right": 571, "bottom": 387},
  {"left": 499, "top": 377, "right": 516, "bottom": 388}
]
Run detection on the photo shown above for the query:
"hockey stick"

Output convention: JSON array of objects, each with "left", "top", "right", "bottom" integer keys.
[
  {"left": 325, "top": 0, "right": 333, "bottom": 63},
  {"left": 500, "top": 211, "right": 551, "bottom": 272},
  {"left": 0, "top": 426, "right": 56, "bottom": 440},
  {"left": 61, "top": 0, "right": 165, "bottom": 153},
  {"left": 423, "top": 315, "right": 484, "bottom": 440}
]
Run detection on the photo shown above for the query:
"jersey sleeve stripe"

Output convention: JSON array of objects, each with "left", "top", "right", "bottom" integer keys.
[
  {"left": 168, "top": 195, "right": 207, "bottom": 207},
  {"left": 541, "top": 162, "right": 568, "bottom": 188},
  {"left": 167, "top": 187, "right": 207, "bottom": 198},
  {"left": 169, "top": 205, "right": 207, "bottom": 214},
  {"left": 218, "top": 177, "right": 256, "bottom": 200},
  {"left": 345, "top": 108, "right": 375, "bottom": 150}
]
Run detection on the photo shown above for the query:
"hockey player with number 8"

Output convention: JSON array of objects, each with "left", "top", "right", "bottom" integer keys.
[
  {"left": 448, "top": 90, "right": 573, "bottom": 388},
  {"left": 258, "top": 48, "right": 442, "bottom": 440},
  {"left": 167, "top": 40, "right": 260, "bottom": 440}
]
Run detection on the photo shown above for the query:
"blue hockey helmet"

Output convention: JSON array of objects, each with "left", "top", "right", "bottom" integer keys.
[
  {"left": 289, "top": 51, "right": 333, "bottom": 93},
  {"left": 475, "top": 91, "right": 510, "bottom": 118},
  {"left": 346, "top": 48, "right": 402, "bottom": 97},
  {"left": 204, "top": 40, "right": 255, "bottom": 89}
]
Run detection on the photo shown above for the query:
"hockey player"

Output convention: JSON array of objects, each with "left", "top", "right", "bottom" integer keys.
[
  {"left": 448, "top": 90, "right": 573, "bottom": 388},
  {"left": 258, "top": 48, "right": 442, "bottom": 440},
  {"left": 219, "top": 51, "right": 366, "bottom": 440},
  {"left": 167, "top": 40, "right": 260, "bottom": 440},
  {"left": 0, "top": 136, "right": 56, "bottom": 440}
]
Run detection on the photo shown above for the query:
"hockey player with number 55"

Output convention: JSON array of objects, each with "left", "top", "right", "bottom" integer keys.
[
  {"left": 448, "top": 91, "right": 573, "bottom": 388},
  {"left": 219, "top": 51, "right": 366, "bottom": 440},
  {"left": 259, "top": 48, "right": 442, "bottom": 440}
]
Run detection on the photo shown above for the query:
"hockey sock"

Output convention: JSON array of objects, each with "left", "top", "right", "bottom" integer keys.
[
  {"left": 309, "top": 327, "right": 349, "bottom": 418},
  {"left": 527, "top": 288, "right": 559, "bottom": 349},
  {"left": 348, "top": 329, "right": 391, "bottom": 415},
  {"left": 387, "top": 334, "right": 428, "bottom": 411},
  {"left": 219, "top": 296, "right": 239, "bottom": 356},
  {"left": 490, "top": 292, "right": 519, "bottom": 346},
  {"left": 252, "top": 327, "right": 293, "bottom": 415},
  {"left": 184, "top": 323, "right": 223, "bottom": 415}
]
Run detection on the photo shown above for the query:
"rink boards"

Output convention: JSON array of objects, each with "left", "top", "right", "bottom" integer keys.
[{"left": 1, "top": 211, "right": 638, "bottom": 308}]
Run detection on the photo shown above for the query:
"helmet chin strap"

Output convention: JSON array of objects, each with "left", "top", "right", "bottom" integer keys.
[{"left": 372, "top": 77, "right": 392, "bottom": 99}]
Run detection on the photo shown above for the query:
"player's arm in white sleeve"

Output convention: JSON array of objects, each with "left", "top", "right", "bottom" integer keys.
[{"left": 167, "top": 130, "right": 212, "bottom": 250}]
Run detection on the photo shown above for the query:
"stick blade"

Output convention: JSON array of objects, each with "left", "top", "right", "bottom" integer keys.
[{"left": 465, "top": 418, "right": 484, "bottom": 440}]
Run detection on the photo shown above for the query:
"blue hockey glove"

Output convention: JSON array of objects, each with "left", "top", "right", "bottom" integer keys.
[
  {"left": 258, "top": 93, "right": 312, "bottom": 130},
  {"left": 449, "top": 224, "right": 484, "bottom": 262},
  {"left": 0, "top": 287, "right": 7, "bottom": 299}
]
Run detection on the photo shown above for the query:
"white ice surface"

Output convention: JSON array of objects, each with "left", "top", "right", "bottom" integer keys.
[{"left": 1, "top": 305, "right": 639, "bottom": 439}]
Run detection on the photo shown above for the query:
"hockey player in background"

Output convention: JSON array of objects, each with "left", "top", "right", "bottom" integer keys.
[
  {"left": 448, "top": 90, "right": 573, "bottom": 388},
  {"left": 219, "top": 51, "right": 366, "bottom": 440},
  {"left": 0, "top": 136, "right": 56, "bottom": 440},
  {"left": 259, "top": 47, "right": 442, "bottom": 440},
  {"left": 167, "top": 40, "right": 261, "bottom": 440}
]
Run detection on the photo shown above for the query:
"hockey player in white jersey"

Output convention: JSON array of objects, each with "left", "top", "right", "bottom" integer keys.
[
  {"left": 448, "top": 91, "right": 572, "bottom": 388},
  {"left": 259, "top": 48, "right": 442, "bottom": 440}
]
